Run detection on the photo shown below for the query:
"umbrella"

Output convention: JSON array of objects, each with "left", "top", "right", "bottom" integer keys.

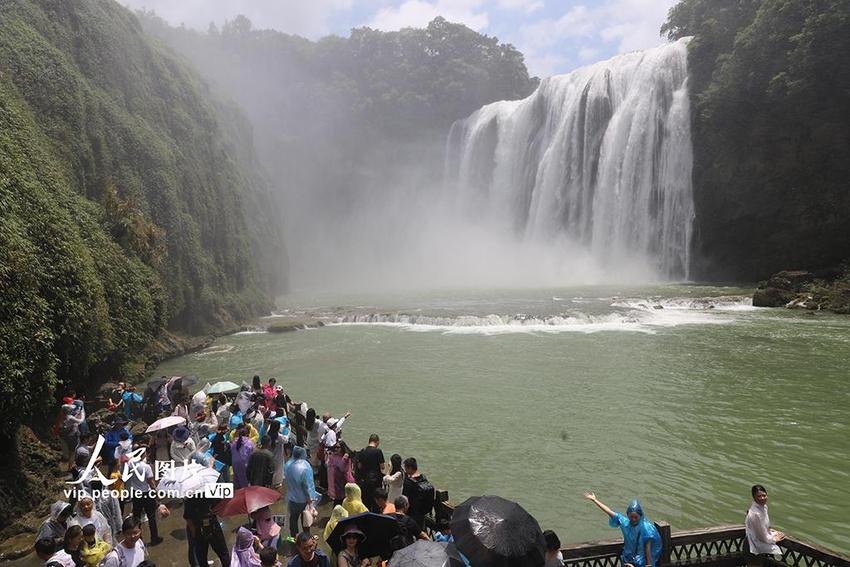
[
  {"left": 212, "top": 486, "right": 281, "bottom": 517},
  {"left": 207, "top": 381, "right": 240, "bottom": 394},
  {"left": 328, "top": 512, "right": 401, "bottom": 560},
  {"left": 143, "top": 379, "right": 166, "bottom": 401},
  {"left": 157, "top": 463, "right": 220, "bottom": 498},
  {"left": 388, "top": 541, "right": 466, "bottom": 567},
  {"left": 145, "top": 415, "right": 186, "bottom": 433},
  {"left": 451, "top": 496, "right": 545, "bottom": 567}
]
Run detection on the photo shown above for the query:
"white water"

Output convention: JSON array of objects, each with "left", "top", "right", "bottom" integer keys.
[{"left": 445, "top": 38, "right": 695, "bottom": 280}]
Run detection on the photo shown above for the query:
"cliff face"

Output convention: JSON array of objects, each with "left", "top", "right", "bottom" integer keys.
[
  {"left": 663, "top": 0, "right": 850, "bottom": 281},
  {"left": 0, "top": 0, "right": 286, "bottom": 431}
]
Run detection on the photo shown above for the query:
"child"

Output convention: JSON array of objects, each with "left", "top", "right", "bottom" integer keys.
[
  {"left": 80, "top": 524, "right": 112, "bottom": 566},
  {"left": 433, "top": 518, "right": 453, "bottom": 542},
  {"left": 259, "top": 546, "right": 280, "bottom": 567}
]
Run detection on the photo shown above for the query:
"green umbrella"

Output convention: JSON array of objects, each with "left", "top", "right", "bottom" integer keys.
[{"left": 208, "top": 381, "right": 240, "bottom": 394}]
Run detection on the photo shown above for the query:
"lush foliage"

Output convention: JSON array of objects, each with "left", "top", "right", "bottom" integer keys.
[
  {"left": 663, "top": 0, "right": 850, "bottom": 280},
  {"left": 0, "top": 0, "right": 286, "bottom": 430}
]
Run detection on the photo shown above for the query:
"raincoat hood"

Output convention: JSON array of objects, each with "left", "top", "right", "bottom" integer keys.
[
  {"left": 344, "top": 483, "right": 362, "bottom": 500},
  {"left": 626, "top": 499, "right": 644, "bottom": 519},
  {"left": 231, "top": 526, "right": 262, "bottom": 567},
  {"left": 342, "top": 482, "right": 368, "bottom": 516},
  {"left": 292, "top": 445, "right": 307, "bottom": 461},
  {"left": 50, "top": 501, "right": 73, "bottom": 521},
  {"left": 323, "top": 505, "right": 349, "bottom": 543}
]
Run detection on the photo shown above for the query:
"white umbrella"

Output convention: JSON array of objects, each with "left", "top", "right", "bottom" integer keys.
[
  {"left": 145, "top": 415, "right": 186, "bottom": 433},
  {"left": 157, "top": 463, "right": 220, "bottom": 498},
  {"left": 207, "top": 381, "right": 240, "bottom": 394}
]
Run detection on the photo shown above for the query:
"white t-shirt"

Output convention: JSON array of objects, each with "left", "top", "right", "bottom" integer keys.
[
  {"left": 45, "top": 549, "right": 75, "bottom": 567},
  {"left": 102, "top": 540, "right": 146, "bottom": 567},
  {"left": 125, "top": 461, "right": 153, "bottom": 495}
]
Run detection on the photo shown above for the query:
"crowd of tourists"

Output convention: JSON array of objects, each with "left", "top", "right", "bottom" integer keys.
[{"left": 38, "top": 376, "right": 786, "bottom": 567}]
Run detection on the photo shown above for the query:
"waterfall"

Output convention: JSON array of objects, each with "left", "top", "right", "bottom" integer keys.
[{"left": 445, "top": 38, "right": 695, "bottom": 280}]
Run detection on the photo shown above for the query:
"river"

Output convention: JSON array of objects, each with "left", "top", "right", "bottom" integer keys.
[{"left": 154, "top": 285, "right": 850, "bottom": 552}]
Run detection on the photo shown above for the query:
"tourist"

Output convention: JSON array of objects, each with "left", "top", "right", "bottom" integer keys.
[
  {"left": 402, "top": 458, "right": 435, "bottom": 531},
  {"left": 263, "top": 378, "right": 278, "bottom": 412},
  {"left": 114, "top": 431, "right": 133, "bottom": 463},
  {"left": 35, "top": 538, "right": 74, "bottom": 567},
  {"left": 59, "top": 403, "right": 86, "bottom": 468},
  {"left": 374, "top": 487, "right": 395, "bottom": 515},
  {"left": 170, "top": 425, "right": 196, "bottom": 465},
  {"left": 389, "top": 496, "right": 429, "bottom": 548},
  {"left": 321, "top": 413, "right": 351, "bottom": 452},
  {"left": 260, "top": 546, "right": 280, "bottom": 567},
  {"left": 101, "top": 517, "right": 147, "bottom": 567},
  {"left": 433, "top": 518, "right": 452, "bottom": 543},
  {"left": 80, "top": 524, "right": 111, "bottom": 566},
  {"left": 745, "top": 485, "right": 784, "bottom": 560},
  {"left": 337, "top": 525, "right": 369, "bottom": 567},
  {"left": 584, "top": 492, "right": 661, "bottom": 567},
  {"left": 190, "top": 437, "right": 214, "bottom": 467},
  {"left": 210, "top": 423, "right": 232, "bottom": 482},
  {"left": 357, "top": 434, "right": 385, "bottom": 512},
  {"left": 62, "top": 524, "right": 83, "bottom": 567},
  {"left": 121, "top": 385, "right": 143, "bottom": 420},
  {"left": 247, "top": 436, "right": 276, "bottom": 487},
  {"left": 102, "top": 415, "right": 131, "bottom": 469},
  {"left": 70, "top": 495, "right": 112, "bottom": 545},
  {"left": 88, "top": 479, "right": 122, "bottom": 542},
  {"left": 37, "top": 501, "right": 73, "bottom": 546},
  {"left": 127, "top": 448, "right": 163, "bottom": 546},
  {"left": 232, "top": 423, "right": 257, "bottom": 489},
  {"left": 231, "top": 526, "right": 264, "bottom": 567},
  {"left": 230, "top": 418, "right": 260, "bottom": 445},
  {"left": 150, "top": 428, "right": 171, "bottom": 466},
  {"left": 342, "top": 483, "right": 368, "bottom": 516},
  {"left": 284, "top": 446, "right": 319, "bottom": 539},
  {"left": 383, "top": 454, "right": 403, "bottom": 505},
  {"left": 267, "top": 420, "right": 287, "bottom": 487},
  {"left": 171, "top": 394, "right": 190, "bottom": 423},
  {"left": 287, "top": 532, "right": 331, "bottom": 567},
  {"left": 543, "top": 530, "right": 562, "bottom": 567},
  {"left": 323, "top": 506, "right": 349, "bottom": 548},
  {"left": 252, "top": 505, "right": 281, "bottom": 550},
  {"left": 305, "top": 409, "right": 326, "bottom": 467},
  {"left": 190, "top": 385, "right": 208, "bottom": 416},
  {"left": 185, "top": 497, "right": 230, "bottom": 567},
  {"left": 327, "top": 442, "right": 356, "bottom": 506}
]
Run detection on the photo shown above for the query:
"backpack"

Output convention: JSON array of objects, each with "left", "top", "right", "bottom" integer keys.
[
  {"left": 389, "top": 513, "right": 415, "bottom": 550},
  {"left": 409, "top": 476, "right": 435, "bottom": 517}
]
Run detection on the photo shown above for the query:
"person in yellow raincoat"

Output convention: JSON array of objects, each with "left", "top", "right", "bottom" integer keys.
[
  {"left": 342, "top": 483, "right": 368, "bottom": 517},
  {"left": 323, "top": 505, "right": 349, "bottom": 561},
  {"left": 79, "top": 524, "right": 111, "bottom": 566}
]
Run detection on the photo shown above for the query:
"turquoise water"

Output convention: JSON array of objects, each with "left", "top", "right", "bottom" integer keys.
[{"left": 154, "top": 285, "right": 850, "bottom": 552}]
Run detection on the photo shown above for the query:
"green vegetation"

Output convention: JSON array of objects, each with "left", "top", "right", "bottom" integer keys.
[
  {"left": 806, "top": 265, "right": 850, "bottom": 314},
  {"left": 663, "top": 0, "right": 850, "bottom": 281},
  {"left": 0, "top": 0, "right": 286, "bottom": 431}
]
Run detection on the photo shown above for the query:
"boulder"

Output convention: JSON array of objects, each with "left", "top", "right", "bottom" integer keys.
[{"left": 753, "top": 270, "right": 814, "bottom": 307}]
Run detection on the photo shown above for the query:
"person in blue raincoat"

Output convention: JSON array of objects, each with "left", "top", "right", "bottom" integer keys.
[
  {"left": 585, "top": 492, "right": 662, "bottom": 567},
  {"left": 284, "top": 446, "right": 319, "bottom": 541}
]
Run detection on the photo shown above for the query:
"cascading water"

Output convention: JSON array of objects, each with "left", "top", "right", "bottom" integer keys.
[{"left": 445, "top": 37, "right": 695, "bottom": 280}]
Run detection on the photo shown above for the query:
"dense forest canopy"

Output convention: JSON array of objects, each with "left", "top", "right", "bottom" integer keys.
[
  {"left": 663, "top": 0, "right": 850, "bottom": 280},
  {"left": 141, "top": 15, "right": 538, "bottom": 289},
  {"left": 0, "top": 0, "right": 286, "bottom": 430}
]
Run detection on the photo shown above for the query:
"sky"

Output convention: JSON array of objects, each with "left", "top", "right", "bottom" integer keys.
[{"left": 119, "top": 0, "right": 679, "bottom": 78}]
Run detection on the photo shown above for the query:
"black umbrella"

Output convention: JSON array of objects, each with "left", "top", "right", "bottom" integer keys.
[
  {"left": 143, "top": 379, "right": 166, "bottom": 402},
  {"left": 328, "top": 513, "right": 401, "bottom": 560},
  {"left": 451, "top": 496, "right": 546, "bottom": 567},
  {"left": 388, "top": 540, "right": 466, "bottom": 567}
]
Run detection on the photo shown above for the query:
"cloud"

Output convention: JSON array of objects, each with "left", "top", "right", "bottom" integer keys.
[
  {"left": 119, "top": 0, "right": 353, "bottom": 38},
  {"left": 497, "top": 0, "right": 544, "bottom": 14},
  {"left": 512, "top": 0, "right": 677, "bottom": 77},
  {"left": 367, "top": 0, "right": 489, "bottom": 31}
]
